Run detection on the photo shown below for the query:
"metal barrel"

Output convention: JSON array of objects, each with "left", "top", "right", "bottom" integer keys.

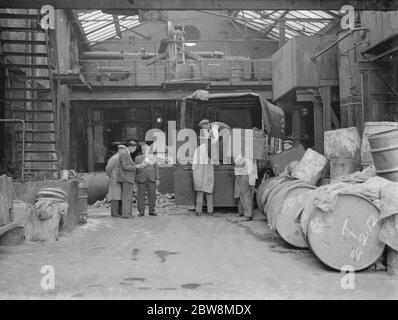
[
  {"left": 275, "top": 185, "right": 315, "bottom": 248},
  {"left": 361, "top": 122, "right": 398, "bottom": 167},
  {"left": 256, "top": 177, "right": 276, "bottom": 216},
  {"left": 329, "top": 156, "right": 355, "bottom": 182},
  {"left": 368, "top": 128, "right": 398, "bottom": 181},
  {"left": 80, "top": 172, "right": 109, "bottom": 204}
]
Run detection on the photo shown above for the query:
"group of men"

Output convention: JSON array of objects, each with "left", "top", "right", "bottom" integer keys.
[
  {"left": 105, "top": 119, "right": 259, "bottom": 220},
  {"left": 105, "top": 140, "right": 160, "bottom": 218},
  {"left": 192, "top": 119, "right": 258, "bottom": 220}
]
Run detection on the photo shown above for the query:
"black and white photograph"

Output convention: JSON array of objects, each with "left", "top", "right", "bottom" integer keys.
[{"left": 0, "top": 0, "right": 398, "bottom": 303}]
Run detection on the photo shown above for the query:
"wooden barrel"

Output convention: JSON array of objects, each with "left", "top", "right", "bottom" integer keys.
[
  {"left": 368, "top": 128, "right": 398, "bottom": 182},
  {"left": 307, "top": 193, "right": 385, "bottom": 271},
  {"left": 361, "top": 122, "right": 398, "bottom": 167},
  {"left": 330, "top": 157, "right": 355, "bottom": 182},
  {"left": 81, "top": 172, "right": 109, "bottom": 204},
  {"left": 276, "top": 185, "right": 316, "bottom": 248}
]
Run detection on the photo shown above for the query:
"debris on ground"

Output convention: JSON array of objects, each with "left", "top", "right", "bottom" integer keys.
[{"left": 89, "top": 192, "right": 175, "bottom": 209}]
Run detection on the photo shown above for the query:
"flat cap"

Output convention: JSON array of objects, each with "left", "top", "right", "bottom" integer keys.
[{"left": 198, "top": 119, "right": 210, "bottom": 127}]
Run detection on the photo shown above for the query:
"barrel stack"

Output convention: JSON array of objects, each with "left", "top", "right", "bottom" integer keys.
[
  {"left": 368, "top": 128, "right": 398, "bottom": 275},
  {"left": 258, "top": 126, "right": 398, "bottom": 273}
]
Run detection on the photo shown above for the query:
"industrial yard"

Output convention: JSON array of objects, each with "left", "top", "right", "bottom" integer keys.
[{"left": 1, "top": 0, "right": 398, "bottom": 302}]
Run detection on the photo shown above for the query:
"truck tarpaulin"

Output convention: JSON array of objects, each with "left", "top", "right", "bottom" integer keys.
[{"left": 184, "top": 90, "right": 285, "bottom": 138}]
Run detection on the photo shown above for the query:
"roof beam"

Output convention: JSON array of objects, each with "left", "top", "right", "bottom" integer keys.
[
  {"left": 113, "top": 14, "right": 122, "bottom": 38},
  {"left": 1, "top": 0, "right": 398, "bottom": 10},
  {"left": 118, "top": 24, "right": 151, "bottom": 40},
  {"left": 259, "top": 11, "right": 288, "bottom": 37}
]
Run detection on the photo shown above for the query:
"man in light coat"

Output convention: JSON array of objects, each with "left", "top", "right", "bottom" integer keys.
[
  {"left": 192, "top": 119, "right": 218, "bottom": 216},
  {"left": 234, "top": 154, "right": 258, "bottom": 221},
  {"left": 105, "top": 144, "right": 127, "bottom": 217}
]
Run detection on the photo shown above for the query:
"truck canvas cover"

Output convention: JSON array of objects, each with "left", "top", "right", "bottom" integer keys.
[{"left": 184, "top": 90, "right": 285, "bottom": 138}]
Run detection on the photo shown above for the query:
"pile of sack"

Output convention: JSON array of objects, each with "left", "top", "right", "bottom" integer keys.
[{"left": 24, "top": 187, "right": 69, "bottom": 242}]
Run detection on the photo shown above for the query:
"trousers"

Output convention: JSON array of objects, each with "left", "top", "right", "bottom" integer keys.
[
  {"left": 236, "top": 175, "right": 254, "bottom": 218},
  {"left": 196, "top": 191, "right": 214, "bottom": 214},
  {"left": 121, "top": 182, "right": 134, "bottom": 217},
  {"left": 137, "top": 180, "right": 156, "bottom": 215},
  {"left": 111, "top": 200, "right": 122, "bottom": 216}
]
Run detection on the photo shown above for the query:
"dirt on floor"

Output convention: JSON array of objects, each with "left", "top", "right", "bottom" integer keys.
[{"left": 0, "top": 207, "right": 397, "bottom": 299}]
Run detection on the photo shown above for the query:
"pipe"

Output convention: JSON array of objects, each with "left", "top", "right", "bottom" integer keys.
[
  {"left": 311, "top": 27, "right": 368, "bottom": 61},
  {"left": 81, "top": 51, "right": 156, "bottom": 60},
  {"left": 339, "top": 40, "right": 369, "bottom": 56},
  {"left": 0, "top": 119, "right": 25, "bottom": 181},
  {"left": 191, "top": 51, "right": 225, "bottom": 58}
]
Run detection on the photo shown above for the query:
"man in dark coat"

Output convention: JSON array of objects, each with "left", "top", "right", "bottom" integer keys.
[
  {"left": 117, "top": 140, "right": 142, "bottom": 219},
  {"left": 135, "top": 143, "right": 160, "bottom": 216}
]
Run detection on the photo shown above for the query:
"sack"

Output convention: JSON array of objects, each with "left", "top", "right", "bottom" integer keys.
[{"left": 24, "top": 199, "right": 68, "bottom": 242}]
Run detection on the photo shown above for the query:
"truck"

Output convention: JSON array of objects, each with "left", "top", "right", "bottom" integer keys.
[{"left": 174, "top": 90, "right": 285, "bottom": 207}]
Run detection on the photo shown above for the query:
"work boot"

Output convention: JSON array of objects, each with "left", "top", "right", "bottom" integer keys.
[
  {"left": 138, "top": 212, "right": 145, "bottom": 217},
  {"left": 111, "top": 200, "right": 121, "bottom": 217},
  {"left": 118, "top": 200, "right": 123, "bottom": 215},
  {"left": 149, "top": 212, "right": 157, "bottom": 216}
]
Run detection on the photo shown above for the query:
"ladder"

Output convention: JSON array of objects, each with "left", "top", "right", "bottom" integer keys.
[{"left": 0, "top": 11, "right": 59, "bottom": 180}]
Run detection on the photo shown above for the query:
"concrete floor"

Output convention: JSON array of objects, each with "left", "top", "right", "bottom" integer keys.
[{"left": 0, "top": 206, "right": 397, "bottom": 300}]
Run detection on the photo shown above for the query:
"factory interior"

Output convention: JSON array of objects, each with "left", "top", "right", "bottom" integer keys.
[{"left": 1, "top": 0, "right": 398, "bottom": 300}]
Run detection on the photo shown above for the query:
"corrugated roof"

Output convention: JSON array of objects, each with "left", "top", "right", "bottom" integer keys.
[{"left": 77, "top": 10, "right": 140, "bottom": 44}]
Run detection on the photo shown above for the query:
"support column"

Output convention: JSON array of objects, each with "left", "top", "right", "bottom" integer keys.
[
  {"left": 361, "top": 69, "right": 371, "bottom": 133},
  {"left": 87, "top": 109, "right": 94, "bottom": 172},
  {"left": 321, "top": 85, "right": 332, "bottom": 132},
  {"left": 292, "top": 110, "right": 301, "bottom": 145},
  {"left": 279, "top": 20, "right": 286, "bottom": 48},
  {"left": 313, "top": 91, "right": 324, "bottom": 154}
]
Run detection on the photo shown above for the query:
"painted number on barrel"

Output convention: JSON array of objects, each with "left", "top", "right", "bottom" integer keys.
[
  {"left": 341, "top": 215, "right": 378, "bottom": 262},
  {"left": 284, "top": 193, "right": 305, "bottom": 208},
  {"left": 310, "top": 217, "right": 326, "bottom": 234}
]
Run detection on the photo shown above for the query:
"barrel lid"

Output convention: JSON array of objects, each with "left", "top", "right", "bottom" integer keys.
[{"left": 36, "top": 187, "right": 67, "bottom": 201}]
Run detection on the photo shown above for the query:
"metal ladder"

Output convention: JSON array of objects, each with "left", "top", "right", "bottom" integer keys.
[{"left": 0, "top": 11, "right": 58, "bottom": 180}]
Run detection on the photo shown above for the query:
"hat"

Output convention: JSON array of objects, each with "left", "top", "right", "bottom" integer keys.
[
  {"left": 198, "top": 119, "right": 210, "bottom": 127},
  {"left": 127, "top": 140, "right": 137, "bottom": 147},
  {"left": 118, "top": 144, "right": 127, "bottom": 149}
]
